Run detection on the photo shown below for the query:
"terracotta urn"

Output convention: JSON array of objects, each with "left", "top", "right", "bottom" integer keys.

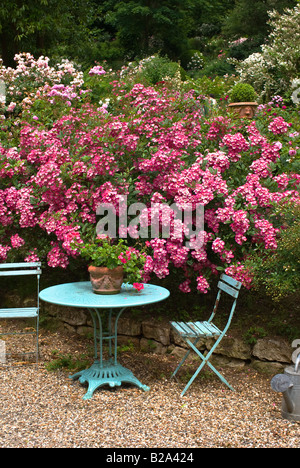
[
  {"left": 228, "top": 102, "right": 258, "bottom": 119},
  {"left": 88, "top": 265, "right": 124, "bottom": 295}
]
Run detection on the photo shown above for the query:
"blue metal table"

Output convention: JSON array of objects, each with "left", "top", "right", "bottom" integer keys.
[{"left": 39, "top": 282, "right": 170, "bottom": 399}]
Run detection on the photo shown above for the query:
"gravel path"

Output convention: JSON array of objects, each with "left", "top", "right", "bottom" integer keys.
[{"left": 0, "top": 326, "right": 299, "bottom": 448}]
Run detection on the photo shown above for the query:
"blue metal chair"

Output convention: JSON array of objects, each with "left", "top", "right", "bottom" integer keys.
[
  {"left": 170, "top": 273, "right": 242, "bottom": 396},
  {"left": 0, "top": 262, "right": 42, "bottom": 364}
]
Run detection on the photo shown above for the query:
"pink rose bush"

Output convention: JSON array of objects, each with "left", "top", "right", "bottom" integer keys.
[
  {"left": 0, "top": 53, "right": 84, "bottom": 117},
  {"left": 0, "top": 54, "right": 299, "bottom": 294},
  {"left": 89, "top": 65, "right": 106, "bottom": 76}
]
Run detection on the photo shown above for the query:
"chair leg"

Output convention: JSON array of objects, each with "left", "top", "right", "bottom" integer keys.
[
  {"left": 171, "top": 337, "right": 202, "bottom": 380},
  {"left": 180, "top": 355, "right": 207, "bottom": 397},
  {"left": 180, "top": 338, "right": 235, "bottom": 397},
  {"left": 36, "top": 317, "right": 39, "bottom": 367}
]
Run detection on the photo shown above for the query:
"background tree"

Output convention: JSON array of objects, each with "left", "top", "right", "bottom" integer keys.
[
  {"left": 0, "top": 0, "right": 96, "bottom": 66},
  {"left": 1, "top": 0, "right": 298, "bottom": 72},
  {"left": 94, "top": 0, "right": 234, "bottom": 66},
  {"left": 222, "top": 0, "right": 297, "bottom": 59},
  {"left": 98, "top": 0, "right": 191, "bottom": 61},
  {"left": 234, "top": 4, "right": 300, "bottom": 100}
]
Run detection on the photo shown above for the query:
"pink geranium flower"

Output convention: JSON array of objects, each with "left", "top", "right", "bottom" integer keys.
[{"left": 133, "top": 283, "right": 144, "bottom": 292}]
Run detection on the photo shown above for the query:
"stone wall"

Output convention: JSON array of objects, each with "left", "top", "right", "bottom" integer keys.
[{"left": 45, "top": 304, "right": 294, "bottom": 374}]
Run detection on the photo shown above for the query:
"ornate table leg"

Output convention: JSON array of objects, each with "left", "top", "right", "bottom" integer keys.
[
  {"left": 69, "top": 307, "right": 150, "bottom": 399},
  {"left": 70, "top": 361, "right": 150, "bottom": 400}
]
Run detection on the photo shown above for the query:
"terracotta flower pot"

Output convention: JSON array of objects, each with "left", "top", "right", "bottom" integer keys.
[
  {"left": 228, "top": 102, "right": 258, "bottom": 119},
  {"left": 88, "top": 265, "right": 124, "bottom": 295}
]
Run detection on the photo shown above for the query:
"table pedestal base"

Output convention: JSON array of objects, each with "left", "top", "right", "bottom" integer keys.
[{"left": 69, "top": 360, "right": 150, "bottom": 400}]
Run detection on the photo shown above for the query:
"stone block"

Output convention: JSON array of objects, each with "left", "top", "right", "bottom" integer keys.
[
  {"left": 207, "top": 336, "right": 252, "bottom": 361},
  {"left": 252, "top": 338, "right": 292, "bottom": 363},
  {"left": 142, "top": 320, "right": 171, "bottom": 346},
  {"left": 57, "top": 308, "right": 88, "bottom": 327},
  {"left": 112, "top": 316, "right": 142, "bottom": 336},
  {"left": 251, "top": 359, "right": 285, "bottom": 374}
]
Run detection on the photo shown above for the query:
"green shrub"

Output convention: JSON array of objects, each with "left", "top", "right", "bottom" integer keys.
[
  {"left": 229, "top": 82, "right": 257, "bottom": 102},
  {"left": 246, "top": 204, "right": 300, "bottom": 301},
  {"left": 135, "top": 55, "right": 181, "bottom": 86},
  {"left": 233, "top": 5, "right": 300, "bottom": 101},
  {"left": 45, "top": 351, "right": 90, "bottom": 372},
  {"left": 244, "top": 326, "right": 267, "bottom": 345},
  {"left": 198, "top": 58, "right": 235, "bottom": 79}
]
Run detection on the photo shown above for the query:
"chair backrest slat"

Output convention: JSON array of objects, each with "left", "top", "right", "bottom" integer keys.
[
  {"left": 217, "top": 280, "right": 239, "bottom": 298},
  {"left": 0, "top": 262, "right": 41, "bottom": 269},
  {"left": 220, "top": 273, "right": 241, "bottom": 290},
  {"left": 217, "top": 273, "right": 241, "bottom": 299}
]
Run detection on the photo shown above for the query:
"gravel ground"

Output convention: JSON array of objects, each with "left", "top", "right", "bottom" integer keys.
[{"left": 0, "top": 324, "right": 299, "bottom": 448}]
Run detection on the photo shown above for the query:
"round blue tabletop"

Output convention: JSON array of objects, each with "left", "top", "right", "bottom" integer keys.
[{"left": 39, "top": 282, "right": 170, "bottom": 309}]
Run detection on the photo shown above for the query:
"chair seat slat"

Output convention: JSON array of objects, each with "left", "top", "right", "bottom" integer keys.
[
  {"left": 171, "top": 320, "right": 222, "bottom": 338},
  {"left": 184, "top": 322, "right": 198, "bottom": 337},
  {"left": 0, "top": 307, "right": 38, "bottom": 318},
  {"left": 192, "top": 321, "right": 221, "bottom": 337},
  {"left": 206, "top": 321, "right": 222, "bottom": 335},
  {"left": 190, "top": 321, "right": 211, "bottom": 336},
  {"left": 171, "top": 321, "right": 198, "bottom": 338},
  {"left": 170, "top": 322, "right": 184, "bottom": 336}
]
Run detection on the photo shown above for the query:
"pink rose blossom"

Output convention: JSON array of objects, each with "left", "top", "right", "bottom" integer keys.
[
  {"left": 89, "top": 65, "right": 106, "bottom": 76},
  {"left": 268, "top": 116, "right": 290, "bottom": 134},
  {"left": 11, "top": 234, "right": 25, "bottom": 248}
]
